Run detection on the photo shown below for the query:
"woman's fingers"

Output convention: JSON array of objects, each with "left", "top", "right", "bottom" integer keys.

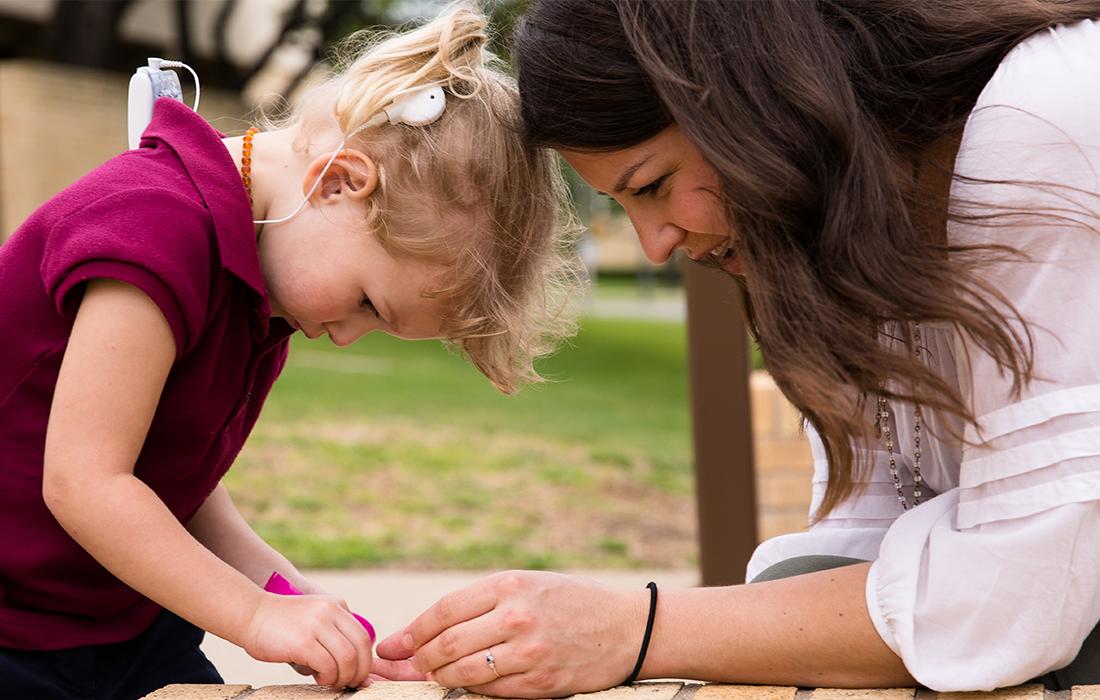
[
  {"left": 371, "top": 657, "right": 429, "bottom": 681},
  {"left": 429, "top": 642, "right": 521, "bottom": 691},
  {"left": 375, "top": 635, "right": 414, "bottom": 661},
  {"left": 412, "top": 607, "right": 512, "bottom": 674},
  {"left": 378, "top": 575, "right": 501, "bottom": 660},
  {"left": 392, "top": 571, "right": 648, "bottom": 697}
]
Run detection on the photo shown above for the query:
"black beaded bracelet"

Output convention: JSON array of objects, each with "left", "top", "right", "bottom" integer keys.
[{"left": 622, "top": 581, "right": 658, "bottom": 686}]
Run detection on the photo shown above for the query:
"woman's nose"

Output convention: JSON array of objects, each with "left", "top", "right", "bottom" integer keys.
[{"left": 634, "top": 220, "right": 687, "bottom": 265}]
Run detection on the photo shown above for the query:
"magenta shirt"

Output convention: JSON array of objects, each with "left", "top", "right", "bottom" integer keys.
[{"left": 0, "top": 98, "right": 293, "bottom": 650}]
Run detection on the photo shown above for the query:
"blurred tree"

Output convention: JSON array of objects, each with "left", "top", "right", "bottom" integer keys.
[
  {"left": 0, "top": 0, "right": 527, "bottom": 98},
  {"left": 44, "top": 1, "right": 135, "bottom": 71}
]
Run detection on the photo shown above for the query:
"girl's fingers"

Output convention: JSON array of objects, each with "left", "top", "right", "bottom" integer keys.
[
  {"left": 317, "top": 621, "right": 369, "bottom": 688},
  {"left": 429, "top": 642, "right": 520, "bottom": 691},
  {"left": 379, "top": 576, "right": 501, "bottom": 659},
  {"left": 349, "top": 617, "right": 376, "bottom": 686},
  {"left": 303, "top": 641, "right": 340, "bottom": 687},
  {"left": 336, "top": 612, "right": 374, "bottom": 687},
  {"left": 412, "top": 607, "right": 509, "bottom": 674}
]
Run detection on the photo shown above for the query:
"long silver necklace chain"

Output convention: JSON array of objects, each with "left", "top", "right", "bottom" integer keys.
[{"left": 874, "top": 322, "right": 924, "bottom": 510}]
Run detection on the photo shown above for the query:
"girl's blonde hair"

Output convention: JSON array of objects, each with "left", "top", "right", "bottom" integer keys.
[{"left": 270, "top": 2, "right": 582, "bottom": 393}]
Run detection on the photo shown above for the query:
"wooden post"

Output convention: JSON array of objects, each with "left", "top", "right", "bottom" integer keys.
[{"left": 684, "top": 263, "right": 757, "bottom": 586}]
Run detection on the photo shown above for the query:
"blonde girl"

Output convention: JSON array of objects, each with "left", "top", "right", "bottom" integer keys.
[{"left": 0, "top": 3, "right": 577, "bottom": 698}]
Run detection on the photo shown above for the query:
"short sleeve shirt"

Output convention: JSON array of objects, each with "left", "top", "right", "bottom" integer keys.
[{"left": 0, "top": 98, "right": 293, "bottom": 650}]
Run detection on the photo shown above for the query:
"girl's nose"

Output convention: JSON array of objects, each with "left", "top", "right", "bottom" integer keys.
[
  {"left": 635, "top": 221, "right": 687, "bottom": 265},
  {"left": 328, "top": 320, "right": 370, "bottom": 347}
]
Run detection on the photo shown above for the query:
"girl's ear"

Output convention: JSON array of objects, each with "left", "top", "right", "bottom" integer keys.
[{"left": 304, "top": 148, "right": 379, "bottom": 203}]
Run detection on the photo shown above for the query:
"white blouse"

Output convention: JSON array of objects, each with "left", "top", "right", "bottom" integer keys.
[{"left": 746, "top": 18, "right": 1100, "bottom": 690}]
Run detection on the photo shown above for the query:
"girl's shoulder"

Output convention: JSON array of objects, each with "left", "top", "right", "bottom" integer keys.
[
  {"left": 28, "top": 97, "right": 241, "bottom": 240},
  {"left": 17, "top": 137, "right": 210, "bottom": 251}
]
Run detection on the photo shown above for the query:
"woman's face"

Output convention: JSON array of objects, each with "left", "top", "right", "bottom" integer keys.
[{"left": 561, "top": 124, "right": 743, "bottom": 274}]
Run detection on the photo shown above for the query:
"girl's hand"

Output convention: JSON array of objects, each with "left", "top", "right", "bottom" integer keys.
[
  {"left": 375, "top": 571, "right": 646, "bottom": 698},
  {"left": 243, "top": 592, "right": 373, "bottom": 688}
]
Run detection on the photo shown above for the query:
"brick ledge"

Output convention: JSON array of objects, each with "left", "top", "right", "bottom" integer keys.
[{"left": 143, "top": 680, "right": 1098, "bottom": 700}]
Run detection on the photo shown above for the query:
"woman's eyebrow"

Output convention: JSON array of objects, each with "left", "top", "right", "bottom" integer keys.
[{"left": 612, "top": 155, "right": 653, "bottom": 193}]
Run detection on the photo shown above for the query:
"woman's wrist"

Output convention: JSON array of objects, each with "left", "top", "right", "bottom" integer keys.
[
  {"left": 614, "top": 584, "right": 658, "bottom": 683},
  {"left": 623, "top": 582, "right": 659, "bottom": 684},
  {"left": 634, "top": 586, "right": 717, "bottom": 681}
]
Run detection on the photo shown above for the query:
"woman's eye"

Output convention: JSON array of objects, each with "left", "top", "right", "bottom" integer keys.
[
  {"left": 633, "top": 175, "right": 667, "bottom": 197},
  {"left": 360, "top": 294, "right": 378, "bottom": 316}
]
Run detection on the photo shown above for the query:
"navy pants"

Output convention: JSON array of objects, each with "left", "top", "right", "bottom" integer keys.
[
  {"left": 752, "top": 555, "right": 1100, "bottom": 690},
  {"left": 0, "top": 609, "right": 222, "bottom": 700}
]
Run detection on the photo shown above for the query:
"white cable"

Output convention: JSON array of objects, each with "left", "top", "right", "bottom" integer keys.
[
  {"left": 253, "top": 139, "right": 345, "bottom": 225},
  {"left": 251, "top": 85, "right": 443, "bottom": 225},
  {"left": 158, "top": 60, "right": 201, "bottom": 112},
  {"left": 252, "top": 114, "right": 387, "bottom": 226}
]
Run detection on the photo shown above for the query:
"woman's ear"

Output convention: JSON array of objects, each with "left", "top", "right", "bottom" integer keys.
[{"left": 304, "top": 148, "right": 379, "bottom": 203}]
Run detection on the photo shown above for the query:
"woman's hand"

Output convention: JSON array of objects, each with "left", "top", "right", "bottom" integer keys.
[
  {"left": 243, "top": 592, "right": 374, "bottom": 689},
  {"left": 375, "top": 571, "right": 647, "bottom": 698}
]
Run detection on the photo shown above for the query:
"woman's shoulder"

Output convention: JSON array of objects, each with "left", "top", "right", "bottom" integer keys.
[
  {"left": 953, "top": 18, "right": 1100, "bottom": 200},
  {"left": 972, "top": 18, "right": 1100, "bottom": 140}
]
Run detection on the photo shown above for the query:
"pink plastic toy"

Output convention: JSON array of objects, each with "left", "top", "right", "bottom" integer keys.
[{"left": 263, "top": 571, "right": 376, "bottom": 643}]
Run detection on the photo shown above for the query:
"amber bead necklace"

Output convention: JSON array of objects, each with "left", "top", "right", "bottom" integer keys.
[{"left": 240, "top": 126, "right": 259, "bottom": 204}]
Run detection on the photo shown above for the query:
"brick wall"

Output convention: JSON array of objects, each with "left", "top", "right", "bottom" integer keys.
[
  {"left": 0, "top": 60, "right": 246, "bottom": 239},
  {"left": 750, "top": 371, "right": 814, "bottom": 541}
]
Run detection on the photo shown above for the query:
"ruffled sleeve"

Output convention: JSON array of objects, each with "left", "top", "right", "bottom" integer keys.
[
  {"left": 746, "top": 419, "right": 937, "bottom": 581},
  {"left": 866, "top": 19, "right": 1100, "bottom": 689}
]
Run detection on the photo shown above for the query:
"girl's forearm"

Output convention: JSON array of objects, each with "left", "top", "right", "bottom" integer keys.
[
  {"left": 642, "top": 563, "right": 914, "bottom": 687},
  {"left": 186, "top": 483, "right": 314, "bottom": 592},
  {"left": 45, "top": 471, "right": 264, "bottom": 646}
]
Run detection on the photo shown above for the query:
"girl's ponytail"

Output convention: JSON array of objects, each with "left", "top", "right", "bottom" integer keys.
[{"left": 333, "top": 2, "right": 489, "bottom": 136}]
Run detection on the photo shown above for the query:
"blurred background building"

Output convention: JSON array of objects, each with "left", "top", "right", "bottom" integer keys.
[{"left": 0, "top": 0, "right": 660, "bottom": 276}]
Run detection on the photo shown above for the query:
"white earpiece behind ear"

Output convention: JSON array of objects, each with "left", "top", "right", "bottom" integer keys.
[
  {"left": 384, "top": 85, "right": 446, "bottom": 126},
  {"left": 255, "top": 85, "right": 447, "bottom": 226},
  {"left": 359, "top": 86, "right": 447, "bottom": 131}
]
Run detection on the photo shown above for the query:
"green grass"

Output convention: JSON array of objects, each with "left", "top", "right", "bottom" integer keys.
[
  {"left": 589, "top": 272, "right": 685, "bottom": 300},
  {"left": 225, "top": 314, "right": 699, "bottom": 569},
  {"left": 263, "top": 315, "right": 692, "bottom": 470}
]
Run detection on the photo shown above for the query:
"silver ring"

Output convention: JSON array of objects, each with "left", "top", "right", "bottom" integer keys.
[{"left": 485, "top": 647, "right": 501, "bottom": 678}]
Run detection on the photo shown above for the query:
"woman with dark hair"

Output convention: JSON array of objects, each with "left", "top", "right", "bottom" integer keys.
[{"left": 375, "top": 0, "right": 1100, "bottom": 694}]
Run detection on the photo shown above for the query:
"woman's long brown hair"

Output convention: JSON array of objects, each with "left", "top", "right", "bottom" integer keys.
[{"left": 515, "top": 0, "right": 1100, "bottom": 518}]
